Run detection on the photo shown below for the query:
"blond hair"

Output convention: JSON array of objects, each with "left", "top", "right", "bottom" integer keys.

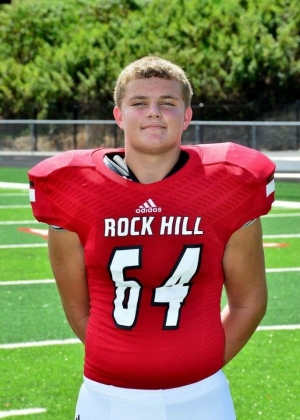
[{"left": 113, "top": 56, "right": 193, "bottom": 108}]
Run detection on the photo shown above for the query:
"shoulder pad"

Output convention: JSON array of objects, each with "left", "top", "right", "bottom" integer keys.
[
  {"left": 195, "top": 142, "right": 276, "bottom": 180},
  {"left": 28, "top": 149, "right": 94, "bottom": 179}
]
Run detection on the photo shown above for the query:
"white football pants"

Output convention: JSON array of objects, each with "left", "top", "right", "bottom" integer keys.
[{"left": 74, "top": 370, "right": 236, "bottom": 420}]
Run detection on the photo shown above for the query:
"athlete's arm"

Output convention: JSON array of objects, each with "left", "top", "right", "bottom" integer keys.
[
  {"left": 221, "top": 218, "right": 267, "bottom": 365},
  {"left": 48, "top": 228, "right": 89, "bottom": 344}
]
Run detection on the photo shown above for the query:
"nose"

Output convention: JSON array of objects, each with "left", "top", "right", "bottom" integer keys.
[{"left": 146, "top": 102, "right": 161, "bottom": 118}]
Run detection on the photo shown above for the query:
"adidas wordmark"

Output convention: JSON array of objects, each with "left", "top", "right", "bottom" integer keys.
[{"left": 136, "top": 199, "right": 162, "bottom": 214}]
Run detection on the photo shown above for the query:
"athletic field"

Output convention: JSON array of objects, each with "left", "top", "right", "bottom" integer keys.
[{"left": 0, "top": 167, "right": 299, "bottom": 419}]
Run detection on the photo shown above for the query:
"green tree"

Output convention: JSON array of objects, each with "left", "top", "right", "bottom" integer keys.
[
  {"left": 0, "top": 0, "right": 141, "bottom": 117},
  {"left": 0, "top": 0, "right": 299, "bottom": 119}
]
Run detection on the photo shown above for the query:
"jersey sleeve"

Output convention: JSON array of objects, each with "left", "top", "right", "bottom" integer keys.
[
  {"left": 28, "top": 151, "right": 85, "bottom": 230},
  {"left": 235, "top": 168, "right": 275, "bottom": 231},
  {"left": 198, "top": 142, "right": 276, "bottom": 232},
  {"left": 222, "top": 143, "right": 275, "bottom": 230}
]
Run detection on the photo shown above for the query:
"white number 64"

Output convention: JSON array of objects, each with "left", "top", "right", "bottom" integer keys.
[{"left": 108, "top": 245, "right": 202, "bottom": 330}]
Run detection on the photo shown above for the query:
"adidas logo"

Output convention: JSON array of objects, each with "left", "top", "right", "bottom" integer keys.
[{"left": 136, "top": 198, "right": 162, "bottom": 214}]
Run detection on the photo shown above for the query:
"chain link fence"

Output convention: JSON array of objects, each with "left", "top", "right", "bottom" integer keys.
[{"left": 0, "top": 120, "right": 300, "bottom": 152}]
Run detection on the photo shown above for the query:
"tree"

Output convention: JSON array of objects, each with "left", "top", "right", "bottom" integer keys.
[{"left": 0, "top": 0, "right": 299, "bottom": 119}]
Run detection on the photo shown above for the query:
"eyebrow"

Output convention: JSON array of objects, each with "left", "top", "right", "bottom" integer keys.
[{"left": 128, "top": 95, "right": 181, "bottom": 101}]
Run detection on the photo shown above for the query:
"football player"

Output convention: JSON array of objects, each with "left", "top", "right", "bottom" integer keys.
[{"left": 29, "top": 56, "right": 275, "bottom": 420}]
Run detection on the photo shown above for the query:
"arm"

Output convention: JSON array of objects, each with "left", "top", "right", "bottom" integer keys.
[
  {"left": 221, "top": 218, "right": 268, "bottom": 365},
  {"left": 48, "top": 227, "right": 90, "bottom": 344}
]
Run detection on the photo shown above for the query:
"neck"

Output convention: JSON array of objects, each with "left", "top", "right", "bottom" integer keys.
[{"left": 125, "top": 148, "right": 181, "bottom": 184}]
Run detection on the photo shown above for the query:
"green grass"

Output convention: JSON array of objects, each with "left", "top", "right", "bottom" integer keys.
[
  {"left": 0, "top": 193, "right": 30, "bottom": 206},
  {"left": 275, "top": 181, "right": 300, "bottom": 202},
  {"left": 0, "top": 248, "right": 52, "bottom": 281},
  {"left": 0, "top": 208, "right": 34, "bottom": 221},
  {"left": 0, "top": 345, "right": 84, "bottom": 419},
  {"left": 0, "top": 168, "right": 299, "bottom": 420},
  {"left": 1, "top": 284, "right": 74, "bottom": 343},
  {"left": 263, "top": 238, "right": 299, "bottom": 268},
  {"left": 0, "top": 225, "right": 47, "bottom": 244},
  {"left": 224, "top": 330, "right": 300, "bottom": 419},
  {"left": 264, "top": 272, "right": 300, "bottom": 325},
  {"left": 262, "top": 214, "right": 300, "bottom": 234},
  {"left": 0, "top": 167, "right": 29, "bottom": 183}
]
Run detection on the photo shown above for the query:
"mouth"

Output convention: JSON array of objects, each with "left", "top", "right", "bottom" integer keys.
[{"left": 142, "top": 125, "right": 166, "bottom": 129}]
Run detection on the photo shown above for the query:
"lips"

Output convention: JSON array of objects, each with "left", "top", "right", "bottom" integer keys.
[{"left": 142, "top": 125, "right": 166, "bottom": 129}]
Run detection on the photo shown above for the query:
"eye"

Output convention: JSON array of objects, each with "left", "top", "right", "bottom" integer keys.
[
  {"left": 161, "top": 101, "right": 175, "bottom": 107},
  {"left": 132, "top": 101, "right": 146, "bottom": 106}
]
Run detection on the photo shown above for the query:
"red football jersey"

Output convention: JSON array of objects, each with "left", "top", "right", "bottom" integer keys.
[{"left": 28, "top": 143, "right": 275, "bottom": 389}]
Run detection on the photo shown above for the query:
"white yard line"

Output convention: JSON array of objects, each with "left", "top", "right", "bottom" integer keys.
[
  {"left": 0, "top": 205, "right": 31, "bottom": 209},
  {"left": 0, "top": 193, "right": 28, "bottom": 197},
  {"left": 264, "top": 212, "right": 300, "bottom": 217},
  {"left": 0, "top": 338, "right": 81, "bottom": 349},
  {"left": 0, "top": 243, "right": 47, "bottom": 249},
  {"left": 0, "top": 279, "right": 55, "bottom": 286},
  {"left": 273, "top": 200, "right": 300, "bottom": 209},
  {"left": 274, "top": 173, "right": 300, "bottom": 179},
  {"left": 266, "top": 267, "right": 300, "bottom": 273},
  {"left": 263, "top": 233, "right": 300, "bottom": 238},
  {"left": 0, "top": 182, "right": 29, "bottom": 190},
  {"left": 0, "top": 220, "right": 38, "bottom": 225},
  {"left": 257, "top": 325, "right": 300, "bottom": 331},
  {"left": 0, "top": 408, "right": 46, "bottom": 418}
]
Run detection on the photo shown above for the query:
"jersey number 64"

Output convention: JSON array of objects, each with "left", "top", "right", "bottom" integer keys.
[{"left": 108, "top": 245, "right": 203, "bottom": 330}]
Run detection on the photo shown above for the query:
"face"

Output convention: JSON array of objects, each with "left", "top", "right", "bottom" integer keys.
[{"left": 113, "top": 77, "right": 192, "bottom": 155}]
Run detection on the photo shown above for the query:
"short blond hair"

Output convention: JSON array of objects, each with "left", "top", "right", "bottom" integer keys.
[{"left": 113, "top": 56, "right": 193, "bottom": 108}]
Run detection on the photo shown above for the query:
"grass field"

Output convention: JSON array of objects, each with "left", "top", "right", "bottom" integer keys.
[{"left": 0, "top": 167, "right": 300, "bottom": 419}]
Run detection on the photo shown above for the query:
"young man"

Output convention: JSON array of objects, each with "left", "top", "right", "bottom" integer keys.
[{"left": 28, "top": 56, "right": 275, "bottom": 420}]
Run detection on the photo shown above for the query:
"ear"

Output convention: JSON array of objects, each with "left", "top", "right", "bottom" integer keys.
[
  {"left": 183, "top": 107, "right": 193, "bottom": 131},
  {"left": 113, "top": 106, "right": 124, "bottom": 130}
]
